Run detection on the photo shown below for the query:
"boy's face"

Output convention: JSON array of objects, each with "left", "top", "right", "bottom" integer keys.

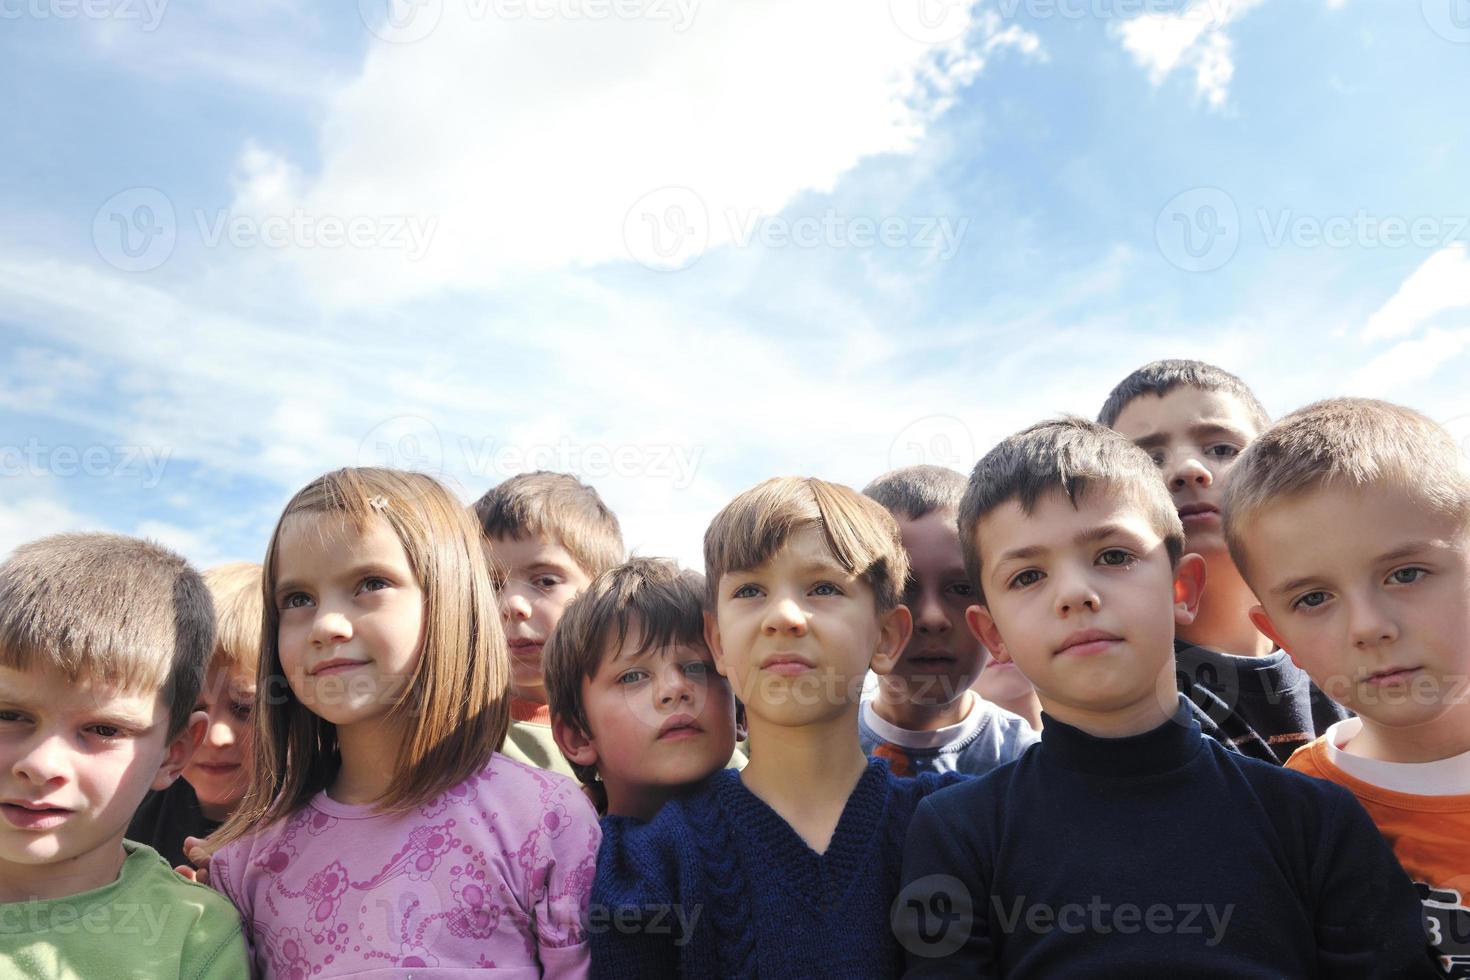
[
  {"left": 488, "top": 534, "right": 593, "bottom": 704},
  {"left": 1110, "top": 386, "right": 1260, "bottom": 559},
  {"left": 1245, "top": 484, "right": 1470, "bottom": 736},
  {"left": 891, "top": 510, "right": 984, "bottom": 705},
  {"left": 559, "top": 628, "right": 738, "bottom": 809},
  {"left": 182, "top": 661, "right": 255, "bottom": 822},
  {"left": 0, "top": 664, "right": 202, "bottom": 899},
  {"left": 967, "top": 487, "right": 1202, "bottom": 730},
  {"left": 706, "top": 525, "right": 909, "bottom": 729}
]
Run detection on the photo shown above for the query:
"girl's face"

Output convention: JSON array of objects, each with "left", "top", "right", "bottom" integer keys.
[{"left": 272, "top": 513, "right": 426, "bottom": 737}]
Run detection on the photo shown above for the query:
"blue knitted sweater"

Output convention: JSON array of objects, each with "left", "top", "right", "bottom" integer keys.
[{"left": 590, "top": 758, "right": 963, "bottom": 979}]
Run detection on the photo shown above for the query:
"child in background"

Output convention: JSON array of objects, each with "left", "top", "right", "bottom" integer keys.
[
  {"left": 1102, "top": 359, "right": 1348, "bottom": 763},
  {"left": 898, "top": 418, "right": 1436, "bottom": 976},
  {"left": 860, "top": 465, "right": 1038, "bottom": 774},
  {"left": 129, "top": 561, "right": 261, "bottom": 868},
  {"left": 475, "top": 471, "right": 624, "bottom": 779},
  {"left": 972, "top": 647, "right": 1042, "bottom": 732},
  {"left": 202, "top": 468, "right": 600, "bottom": 977},
  {"left": 1223, "top": 398, "right": 1470, "bottom": 975},
  {"left": 593, "top": 477, "right": 963, "bottom": 978},
  {"left": 0, "top": 534, "right": 249, "bottom": 978},
  {"left": 545, "top": 557, "right": 745, "bottom": 819}
]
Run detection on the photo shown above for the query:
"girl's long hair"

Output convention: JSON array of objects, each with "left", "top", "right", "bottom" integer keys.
[{"left": 207, "top": 468, "right": 510, "bottom": 854}]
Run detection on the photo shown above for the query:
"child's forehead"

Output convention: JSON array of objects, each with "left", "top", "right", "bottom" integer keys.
[
  {"left": 728, "top": 525, "right": 851, "bottom": 578},
  {"left": 487, "top": 531, "right": 583, "bottom": 570},
  {"left": 979, "top": 487, "right": 1159, "bottom": 555},
  {"left": 0, "top": 662, "right": 164, "bottom": 723},
  {"left": 1113, "top": 385, "right": 1260, "bottom": 441}
]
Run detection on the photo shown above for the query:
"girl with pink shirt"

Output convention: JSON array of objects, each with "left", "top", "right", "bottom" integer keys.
[{"left": 198, "top": 468, "right": 600, "bottom": 978}]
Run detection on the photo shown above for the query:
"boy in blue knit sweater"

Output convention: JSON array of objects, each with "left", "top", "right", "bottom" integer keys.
[
  {"left": 592, "top": 477, "right": 963, "bottom": 979},
  {"left": 897, "top": 418, "right": 1436, "bottom": 977}
]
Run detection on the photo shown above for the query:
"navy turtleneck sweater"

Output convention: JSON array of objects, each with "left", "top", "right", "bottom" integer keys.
[{"left": 898, "top": 696, "right": 1438, "bottom": 978}]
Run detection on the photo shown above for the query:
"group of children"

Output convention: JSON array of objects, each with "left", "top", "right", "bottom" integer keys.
[{"left": 0, "top": 358, "right": 1464, "bottom": 978}]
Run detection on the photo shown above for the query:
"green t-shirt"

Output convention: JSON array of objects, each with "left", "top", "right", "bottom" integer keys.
[{"left": 0, "top": 841, "right": 249, "bottom": 979}]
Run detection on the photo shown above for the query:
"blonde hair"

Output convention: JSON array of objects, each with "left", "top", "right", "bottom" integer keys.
[
  {"left": 0, "top": 532, "right": 213, "bottom": 738},
  {"left": 472, "top": 471, "right": 624, "bottom": 579},
  {"left": 210, "top": 468, "right": 510, "bottom": 852},
  {"left": 1223, "top": 398, "right": 1470, "bottom": 577},
  {"left": 703, "top": 477, "right": 909, "bottom": 613},
  {"left": 203, "top": 562, "right": 263, "bottom": 678}
]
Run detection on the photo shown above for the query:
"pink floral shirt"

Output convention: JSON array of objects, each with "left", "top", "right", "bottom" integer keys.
[{"left": 211, "top": 754, "right": 600, "bottom": 979}]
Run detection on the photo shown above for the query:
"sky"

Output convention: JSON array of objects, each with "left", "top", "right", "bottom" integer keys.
[{"left": 1, "top": 0, "right": 1468, "bottom": 571}]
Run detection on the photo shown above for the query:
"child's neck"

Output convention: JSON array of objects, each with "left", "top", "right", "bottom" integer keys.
[
  {"left": 329, "top": 716, "right": 406, "bottom": 805},
  {"left": 739, "top": 711, "right": 869, "bottom": 855},
  {"left": 1178, "top": 552, "right": 1274, "bottom": 658},
  {"left": 0, "top": 840, "right": 126, "bottom": 903},
  {"left": 872, "top": 682, "right": 975, "bottom": 733},
  {"left": 1345, "top": 704, "right": 1470, "bottom": 765},
  {"left": 606, "top": 781, "right": 692, "bottom": 823},
  {"left": 1044, "top": 685, "right": 1176, "bottom": 739}
]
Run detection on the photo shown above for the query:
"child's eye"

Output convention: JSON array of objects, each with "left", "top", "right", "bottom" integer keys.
[
  {"left": 89, "top": 724, "right": 126, "bottom": 739},
  {"left": 1147, "top": 450, "right": 1167, "bottom": 468},
  {"left": 682, "top": 661, "right": 710, "bottom": 678},
  {"left": 732, "top": 584, "right": 762, "bottom": 599},
  {"left": 1009, "top": 569, "right": 1043, "bottom": 589},
  {"left": 1097, "top": 549, "right": 1135, "bottom": 567},
  {"left": 359, "top": 576, "right": 391, "bottom": 594},
  {"left": 281, "top": 592, "right": 312, "bottom": 610},
  {"left": 1292, "top": 591, "right": 1331, "bottom": 610},
  {"left": 231, "top": 701, "right": 254, "bottom": 720},
  {"left": 1203, "top": 443, "right": 1240, "bottom": 459},
  {"left": 0, "top": 709, "right": 25, "bottom": 724},
  {"left": 617, "top": 669, "right": 649, "bottom": 685},
  {"left": 947, "top": 582, "right": 975, "bottom": 598},
  {"left": 811, "top": 582, "right": 843, "bottom": 597},
  {"left": 1387, "top": 567, "right": 1427, "bottom": 586},
  {"left": 531, "top": 575, "right": 562, "bottom": 591}
]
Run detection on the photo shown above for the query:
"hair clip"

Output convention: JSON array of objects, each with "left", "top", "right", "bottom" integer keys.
[{"left": 369, "top": 495, "right": 390, "bottom": 511}]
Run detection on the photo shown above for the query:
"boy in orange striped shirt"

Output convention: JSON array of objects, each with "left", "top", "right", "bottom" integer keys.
[{"left": 1223, "top": 398, "right": 1470, "bottom": 976}]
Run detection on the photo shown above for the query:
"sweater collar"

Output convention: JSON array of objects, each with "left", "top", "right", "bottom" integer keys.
[{"left": 1039, "top": 694, "right": 1203, "bottom": 777}]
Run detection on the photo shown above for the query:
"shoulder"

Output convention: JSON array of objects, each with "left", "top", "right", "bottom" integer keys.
[
  {"left": 1198, "top": 735, "right": 1359, "bottom": 823},
  {"left": 1284, "top": 734, "right": 1331, "bottom": 776},
  {"left": 124, "top": 843, "right": 243, "bottom": 926}
]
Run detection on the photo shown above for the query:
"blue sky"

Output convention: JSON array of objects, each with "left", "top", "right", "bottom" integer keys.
[{"left": 2, "top": 0, "right": 1468, "bottom": 570}]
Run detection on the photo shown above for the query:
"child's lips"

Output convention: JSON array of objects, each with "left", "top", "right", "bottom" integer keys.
[
  {"left": 193, "top": 762, "right": 242, "bottom": 776},
  {"left": 1364, "top": 666, "right": 1422, "bottom": 687},
  {"left": 1, "top": 801, "right": 73, "bottom": 830}
]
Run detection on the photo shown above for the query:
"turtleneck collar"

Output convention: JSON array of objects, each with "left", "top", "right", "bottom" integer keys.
[{"left": 1039, "top": 694, "right": 1204, "bottom": 778}]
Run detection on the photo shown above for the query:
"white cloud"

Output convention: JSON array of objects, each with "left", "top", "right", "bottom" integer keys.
[
  {"left": 227, "top": 0, "right": 1039, "bottom": 308},
  {"left": 0, "top": 496, "right": 89, "bottom": 559},
  {"left": 1113, "top": 0, "right": 1268, "bottom": 108},
  {"left": 1362, "top": 244, "right": 1470, "bottom": 342}
]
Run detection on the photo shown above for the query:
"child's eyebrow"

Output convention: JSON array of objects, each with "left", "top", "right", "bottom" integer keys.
[
  {"left": 994, "top": 523, "right": 1143, "bottom": 567},
  {"left": 1131, "top": 421, "right": 1249, "bottom": 450}
]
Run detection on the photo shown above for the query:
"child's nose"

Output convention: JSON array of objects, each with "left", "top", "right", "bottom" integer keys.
[
  {"left": 1168, "top": 454, "right": 1213, "bottom": 490},
  {"left": 914, "top": 594, "right": 952, "bottom": 634},
  {"left": 205, "top": 719, "right": 236, "bottom": 747},
  {"left": 13, "top": 734, "right": 70, "bottom": 786},
  {"left": 499, "top": 591, "right": 533, "bottom": 622},
  {"left": 762, "top": 596, "right": 807, "bottom": 634},
  {"left": 310, "top": 610, "right": 353, "bottom": 645}
]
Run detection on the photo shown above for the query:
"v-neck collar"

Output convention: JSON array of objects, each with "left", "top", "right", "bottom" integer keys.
[{"left": 714, "top": 758, "right": 891, "bottom": 909}]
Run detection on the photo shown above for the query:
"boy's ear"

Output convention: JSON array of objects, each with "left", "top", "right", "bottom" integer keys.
[
  {"left": 966, "top": 604, "right": 1008, "bottom": 661},
  {"left": 703, "top": 610, "right": 727, "bottom": 678},
  {"left": 551, "top": 714, "right": 600, "bottom": 770},
  {"left": 1248, "top": 604, "right": 1293, "bottom": 660},
  {"left": 1172, "top": 553, "right": 1207, "bottom": 626},
  {"left": 870, "top": 603, "right": 913, "bottom": 676},
  {"left": 152, "top": 709, "right": 207, "bottom": 792}
]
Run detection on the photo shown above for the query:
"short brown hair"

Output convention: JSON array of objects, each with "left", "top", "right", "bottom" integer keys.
[
  {"left": 1223, "top": 397, "right": 1470, "bottom": 578},
  {"left": 958, "top": 417, "right": 1185, "bottom": 604},
  {"left": 1098, "top": 358, "right": 1270, "bottom": 433},
  {"left": 862, "top": 464, "right": 967, "bottom": 521},
  {"left": 472, "top": 471, "right": 624, "bottom": 579},
  {"left": 211, "top": 468, "right": 510, "bottom": 853},
  {"left": 0, "top": 532, "right": 214, "bottom": 738},
  {"left": 703, "top": 477, "right": 909, "bottom": 614},
  {"left": 544, "top": 557, "right": 707, "bottom": 788},
  {"left": 203, "top": 562, "right": 263, "bottom": 678}
]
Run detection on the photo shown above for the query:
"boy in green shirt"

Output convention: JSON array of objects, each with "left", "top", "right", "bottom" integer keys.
[{"left": 0, "top": 533, "right": 249, "bottom": 979}]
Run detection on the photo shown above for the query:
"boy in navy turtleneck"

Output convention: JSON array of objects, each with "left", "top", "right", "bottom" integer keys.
[{"left": 896, "top": 417, "right": 1437, "bottom": 978}]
